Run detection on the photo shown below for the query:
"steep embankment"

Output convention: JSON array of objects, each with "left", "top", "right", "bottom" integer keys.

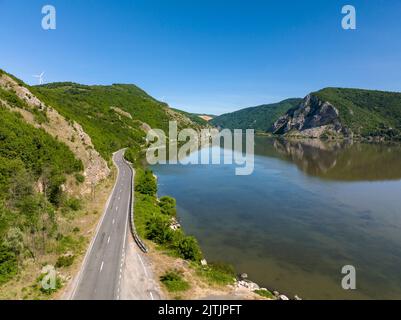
[
  {"left": 31, "top": 82, "right": 204, "bottom": 164},
  {"left": 0, "top": 71, "right": 90, "bottom": 298},
  {"left": 211, "top": 99, "right": 302, "bottom": 132},
  {"left": 0, "top": 72, "right": 110, "bottom": 194},
  {"left": 271, "top": 88, "right": 401, "bottom": 140},
  {"left": 0, "top": 69, "right": 202, "bottom": 299}
]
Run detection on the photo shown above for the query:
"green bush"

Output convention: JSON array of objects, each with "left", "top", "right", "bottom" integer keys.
[
  {"left": 64, "top": 197, "right": 82, "bottom": 212},
  {"left": 160, "top": 270, "right": 190, "bottom": 292},
  {"left": 173, "top": 233, "right": 203, "bottom": 262},
  {"left": 0, "top": 245, "right": 18, "bottom": 284},
  {"left": 159, "top": 196, "right": 177, "bottom": 216},
  {"left": 75, "top": 173, "right": 85, "bottom": 184},
  {"left": 55, "top": 255, "right": 75, "bottom": 268},
  {"left": 146, "top": 214, "right": 174, "bottom": 245},
  {"left": 136, "top": 169, "right": 157, "bottom": 196}
]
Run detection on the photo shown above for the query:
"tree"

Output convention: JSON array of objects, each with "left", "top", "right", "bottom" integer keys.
[
  {"left": 136, "top": 170, "right": 157, "bottom": 196},
  {"left": 159, "top": 196, "right": 176, "bottom": 216},
  {"left": 174, "top": 233, "right": 203, "bottom": 262},
  {"left": 146, "top": 214, "right": 173, "bottom": 245}
]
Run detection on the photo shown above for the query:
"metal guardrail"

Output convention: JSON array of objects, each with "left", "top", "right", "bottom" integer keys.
[{"left": 122, "top": 155, "right": 148, "bottom": 253}]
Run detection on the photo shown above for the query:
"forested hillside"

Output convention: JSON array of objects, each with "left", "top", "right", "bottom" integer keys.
[
  {"left": 314, "top": 88, "right": 401, "bottom": 138},
  {"left": 0, "top": 106, "right": 83, "bottom": 286},
  {"left": 31, "top": 83, "right": 201, "bottom": 163},
  {"left": 211, "top": 98, "right": 302, "bottom": 132}
]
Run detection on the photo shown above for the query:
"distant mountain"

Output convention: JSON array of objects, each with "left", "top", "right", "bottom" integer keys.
[
  {"left": 210, "top": 98, "right": 302, "bottom": 132},
  {"left": 171, "top": 108, "right": 215, "bottom": 126},
  {"left": 271, "top": 88, "right": 401, "bottom": 140}
]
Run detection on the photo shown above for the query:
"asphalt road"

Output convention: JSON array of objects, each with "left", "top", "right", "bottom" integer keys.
[{"left": 71, "top": 149, "right": 159, "bottom": 300}]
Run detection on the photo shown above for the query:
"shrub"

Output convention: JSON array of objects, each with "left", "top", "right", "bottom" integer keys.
[
  {"left": 174, "top": 234, "right": 203, "bottom": 262},
  {"left": 159, "top": 196, "right": 177, "bottom": 216},
  {"left": 75, "top": 173, "right": 85, "bottom": 184},
  {"left": 55, "top": 255, "right": 75, "bottom": 268},
  {"left": 160, "top": 270, "right": 190, "bottom": 292},
  {"left": 0, "top": 245, "right": 18, "bottom": 284},
  {"left": 136, "top": 170, "right": 157, "bottom": 196},
  {"left": 64, "top": 197, "right": 82, "bottom": 211},
  {"left": 146, "top": 214, "right": 174, "bottom": 245}
]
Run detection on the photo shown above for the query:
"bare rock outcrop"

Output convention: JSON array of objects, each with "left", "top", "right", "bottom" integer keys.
[{"left": 271, "top": 94, "right": 349, "bottom": 138}]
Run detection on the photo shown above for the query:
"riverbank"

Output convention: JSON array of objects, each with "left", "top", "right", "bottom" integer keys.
[
  {"left": 132, "top": 167, "right": 278, "bottom": 300},
  {"left": 130, "top": 165, "right": 299, "bottom": 300}
]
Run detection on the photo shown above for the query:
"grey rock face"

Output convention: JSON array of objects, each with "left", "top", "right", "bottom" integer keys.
[{"left": 271, "top": 94, "right": 347, "bottom": 138}]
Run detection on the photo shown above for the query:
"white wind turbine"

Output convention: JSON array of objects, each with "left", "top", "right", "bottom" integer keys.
[{"left": 33, "top": 72, "right": 45, "bottom": 85}]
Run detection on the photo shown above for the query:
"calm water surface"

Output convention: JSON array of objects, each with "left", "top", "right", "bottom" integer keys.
[{"left": 152, "top": 138, "right": 401, "bottom": 299}]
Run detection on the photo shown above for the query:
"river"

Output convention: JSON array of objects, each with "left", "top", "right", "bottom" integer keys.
[{"left": 151, "top": 137, "right": 401, "bottom": 299}]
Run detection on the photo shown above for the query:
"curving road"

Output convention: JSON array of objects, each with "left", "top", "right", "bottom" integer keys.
[{"left": 70, "top": 149, "right": 161, "bottom": 300}]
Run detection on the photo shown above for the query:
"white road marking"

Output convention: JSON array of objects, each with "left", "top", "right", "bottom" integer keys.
[
  {"left": 100, "top": 261, "right": 104, "bottom": 272},
  {"left": 137, "top": 253, "right": 148, "bottom": 277},
  {"left": 116, "top": 206, "right": 118, "bottom": 211},
  {"left": 107, "top": 236, "right": 110, "bottom": 244},
  {"left": 112, "top": 219, "right": 115, "bottom": 224},
  {"left": 150, "top": 292, "right": 154, "bottom": 300}
]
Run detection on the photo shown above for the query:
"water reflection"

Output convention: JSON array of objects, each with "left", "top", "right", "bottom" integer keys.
[{"left": 256, "top": 138, "right": 401, "bottom": 181}]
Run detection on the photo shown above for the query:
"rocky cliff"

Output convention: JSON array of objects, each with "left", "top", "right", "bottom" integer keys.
[{"left": 271, "top": 94, "right": 350, "bottom": 139}]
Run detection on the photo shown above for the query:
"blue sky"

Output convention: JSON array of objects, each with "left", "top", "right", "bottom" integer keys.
[{"left": 1, "top": 0, "right": 401, "bottom": 115}]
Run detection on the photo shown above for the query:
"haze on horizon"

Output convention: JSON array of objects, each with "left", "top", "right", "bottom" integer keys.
[{"left": 1, "top": 0, "right": 401, "bottom": 115}]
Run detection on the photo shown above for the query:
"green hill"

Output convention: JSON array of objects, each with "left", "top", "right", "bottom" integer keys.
[
  {"left": 210, "top": 98, "right": 302, "bottom": 132},
  {"left": 0, "top": 105, "right": 83, "bottom": 285},
  {"left": 31, "top": 82, "right": 195, "bottom": 162},
  {"left": 271, "top": 88, "right": 401, "bottom": 140},
  {"left": 314, "top": 88, "right": 401, "bottom": 138}
]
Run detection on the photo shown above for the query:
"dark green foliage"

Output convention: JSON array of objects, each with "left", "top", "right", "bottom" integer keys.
[
  {"left": 55, "top": 255, "right": 75, "bottom": 268},
  {"left": 135, "top": 170, "right": 157, "bottom": 196},
  {"left": 75, "top": 173, "right": 85, "bottom": 184},
  {"left": 0, "top": 106, "right": 83, "bottom": 284},
  {"left": 146, "top": 214, "right": 174, "bottom": 244},
  {"left": 211, "top": 98, "right": 302, "bottom": 132},
  {"left": 0, "top": 245, "right": 18, "bottom": 284},
  {"left": 314, "top": 88, "right": 401, "bottom": 139},
  {"left": 63, "top": 197, "right": 82, "bottom": 212},
  {"left": 160, "top": 270, "right": 190, "bottom": 292},
  {"left": 31, "top": 83, "right": 173, "bottom": 161},
  {"left": 0, "top": 107, "right": 83, "bottom": 177},
  {"left": 159, "top": 196, "right": 176, "bottom": 216},
  {"left": 173, "top": 233, "right": 203, "bottom": 262}
]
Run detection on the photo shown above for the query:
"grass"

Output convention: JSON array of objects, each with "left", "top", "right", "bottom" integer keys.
[
  {"left": 195, "top": 262, "right": 236, "bottom": 285},
  {"left": 160, "top": 270, "right": 190, "bottom": 292},
  {"left": 254, "top": 289, "right": 275, "bottom": 299}
]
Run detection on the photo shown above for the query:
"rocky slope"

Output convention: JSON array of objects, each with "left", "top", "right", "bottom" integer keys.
[
  {"left": 271, "top": 94, "right": 350, "bottom": 139},
  {"left": 0, "top": 72, "right": 110, "bottom": 195},
  {"left": 271, "top": 88, "right": 401, "bottom": 140}
]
